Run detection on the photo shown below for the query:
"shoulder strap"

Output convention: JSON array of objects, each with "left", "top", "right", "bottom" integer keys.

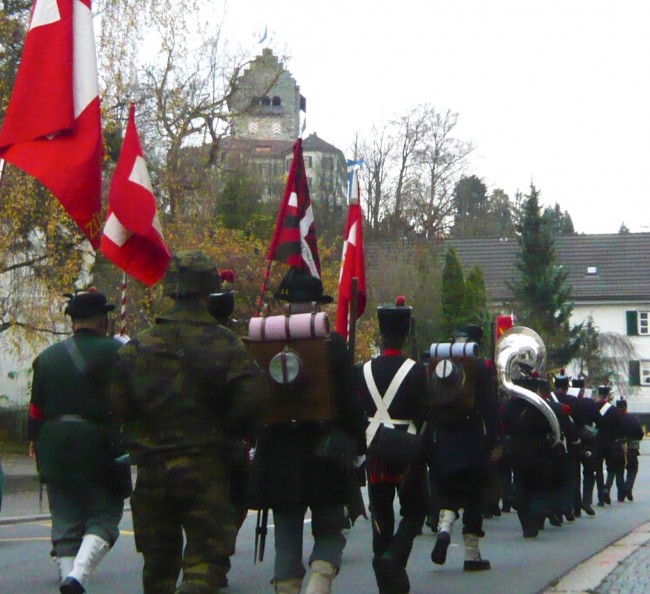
[
  {"left": 364, "top": 359, "right": 417, "bottom": 446},
  {"left": 63, "top": 338, "right": 86, "bottom": 374}
]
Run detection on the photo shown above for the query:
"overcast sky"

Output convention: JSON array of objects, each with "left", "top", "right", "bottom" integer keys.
[{"left": 219, "top": 0, "right": 650, "bottom": 235}]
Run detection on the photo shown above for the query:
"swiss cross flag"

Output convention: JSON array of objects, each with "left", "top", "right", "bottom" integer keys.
[
  {"left": 268, "top": 137, "right": 321, "bottom": 277},
  {"left": 101, "top": 103, "right": 171, "bottom": 286},
  {"left": 336, "top": 163, "right": 367, "bottom": 339},
  {"left": 0, "top": 0, "right": 103, "bottom": 248}
]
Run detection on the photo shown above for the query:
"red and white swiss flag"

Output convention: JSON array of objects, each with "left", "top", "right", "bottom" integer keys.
[
  {"left": 101, "top": 103, "right": 171, "bottom": 286},
  {"left": 0, "top": 0, "right": 103, "bottom": 248},
  {"left": 336, "top": 165, "right": 367, "bottom": 339}
]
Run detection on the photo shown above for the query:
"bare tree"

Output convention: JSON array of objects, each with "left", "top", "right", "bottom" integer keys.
[
  {"left": 359, "top": 123, "right": 395, "bottom": 233},
  {"left": 409, "top": 108, "right": 474, "bottom": 239}
]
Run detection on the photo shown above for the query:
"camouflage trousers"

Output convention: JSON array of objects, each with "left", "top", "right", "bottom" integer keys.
[{"left": 131, "top": 455, "right": 237, "bottom": 594}]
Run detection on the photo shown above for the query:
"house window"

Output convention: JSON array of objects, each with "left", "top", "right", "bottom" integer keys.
[
  {"left": 641, "top": 361, "right": 650, "bottom": 385},
  {"left": 305, "top": 156, "right": 313, "bottom": 168},
  {"left": 626, "top": 310, "right": 650, "bottom": 336},
  {"left": 272, "top": 96, "right": 282, "bottom": 106},
  {"left": 586, "top": 266, "right": 598, "bottom": 275}
]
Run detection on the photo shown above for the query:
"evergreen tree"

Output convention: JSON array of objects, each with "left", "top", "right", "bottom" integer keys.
[
  {"left": 542, "top": 203, "right": 575, "bottom": 235},
  {"left": 451, "top": 175, "right": 490, "bottom": 237},
  {"left": 462, "top": 266, "right": 488, "bottom": 326},
  {"left": 507, "top": 185, "right": 577, "bottom": 366},
  {"left": 440, "top": 247, "right": 465, "bottom": 340}
]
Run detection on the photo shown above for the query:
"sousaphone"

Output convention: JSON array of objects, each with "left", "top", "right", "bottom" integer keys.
[{"left": 495, "top": 326, "right": 561, "bottom": 446}]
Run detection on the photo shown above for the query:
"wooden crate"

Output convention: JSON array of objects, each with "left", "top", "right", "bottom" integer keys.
[{"left": 247, "top": 337, "right": 337, "bottom": 424}]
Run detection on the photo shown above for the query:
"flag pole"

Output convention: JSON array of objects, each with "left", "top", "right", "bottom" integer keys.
[
  {"left": 119, "top": 271, "right": 128, "bottom": 337},
  {"left": 256, "top": 259, "right": 273, "bottom": 317},
  {"left": 348, "top": 277, "right": 358, "bottom": 357}
]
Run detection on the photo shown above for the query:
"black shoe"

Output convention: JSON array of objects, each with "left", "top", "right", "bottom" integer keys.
[
  {"left": 582, "top": 502, "right": 596, "bottom": 515},
  {"left": 523, "top": 529, "right": 539, "bottom": 538},
  {"left": 431, "top": 531, "right": 450, "bottom": 565},
  {"left": 548, "top": 512, "right": 562, "bottom": 527},
  {"left": 618, "top": 495, "right": 626, "bottom": 502},
  {"left": 60, "top": 577, "right": 85, "bottom": 594},
  {"left": 597, "top": 501, "right": 605, "bottom": 507},
  {"left": 627, "top": 492, "right": 634, "bottom": 502},
  {"left": 574, "top": 509, "right": 582, "bottom": 518},
  {"left": 374, "top": 555, "right": 410, "bottom": 594},
  {"left": 564, "top": 511, "right": 575, "bottom": 522},
  {"left": 464, "top": 559, "right": 491, "bottom": 571}
]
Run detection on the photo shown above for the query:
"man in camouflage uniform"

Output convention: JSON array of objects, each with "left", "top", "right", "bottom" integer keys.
[{"left": 111, "top": 250, "right": 269, "bottom": 594}]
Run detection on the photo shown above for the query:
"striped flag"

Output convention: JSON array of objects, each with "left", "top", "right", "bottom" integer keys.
[
  {"left": 268, "top": 137, "right": 321, "bottom": 277},
  {"left": 336, "top": 160, "right": 367, "bottom": 338}
]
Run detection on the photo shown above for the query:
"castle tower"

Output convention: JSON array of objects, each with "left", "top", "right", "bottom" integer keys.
[{"left": 228, "top": 48, "right": 305, "bottom": 141}]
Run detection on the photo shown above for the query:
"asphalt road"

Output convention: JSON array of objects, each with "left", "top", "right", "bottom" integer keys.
[{"left": 2, "top": 446, "right": 650, "bottom": 593}]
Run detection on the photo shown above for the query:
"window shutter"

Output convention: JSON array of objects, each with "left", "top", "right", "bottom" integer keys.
[
  {"left": 626, "top": 311, "right": 639, "bottom": 336},
  {"left": 629, "top": 360, "right": 641, "bottom": 386}
]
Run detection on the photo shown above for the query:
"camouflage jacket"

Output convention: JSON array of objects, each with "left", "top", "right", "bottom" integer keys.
[{"left": 111, "top": 300, "right": 269, "bottom": 465}]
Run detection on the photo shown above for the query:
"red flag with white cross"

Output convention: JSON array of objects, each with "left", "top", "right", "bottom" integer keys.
[
  {"left": 102, "top": 103, "right": 171, "bottom": 286},
  {"left": 0, "top": 0, "right": 104, "bottom": 248}
]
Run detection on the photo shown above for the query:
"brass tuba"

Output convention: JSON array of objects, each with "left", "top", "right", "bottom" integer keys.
[{"left": 495, "top": 326, "right": 561, "bottom": 446}]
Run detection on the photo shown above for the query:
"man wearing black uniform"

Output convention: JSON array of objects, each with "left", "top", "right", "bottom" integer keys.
[
  {"left": 357, "top": 297, "right": 429, "bottom": 594},
  {"left": 595, "top": 385, "right": 624, "bottom": 506},
  {"left": 615, "top": 398, "right": 644, "bottom": 501},
  {"left": 429, "top": 325, "right": 498, "bottom": 571}
]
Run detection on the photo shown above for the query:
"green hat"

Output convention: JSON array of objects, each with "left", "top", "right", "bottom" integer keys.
[
  {"left": 65, "top": 291, "right": 115, "bottom": 319},
  {"left": 164, "top": 250, "right": 221, "bottom": 298}
]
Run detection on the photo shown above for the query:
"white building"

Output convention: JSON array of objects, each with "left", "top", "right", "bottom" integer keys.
[{"left": 448, "top": 233, "right": 650, "bottom": 415}]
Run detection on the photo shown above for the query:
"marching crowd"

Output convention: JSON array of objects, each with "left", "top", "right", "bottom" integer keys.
[{"left": 25, "top": 250, "right": 644, "bottom": 594}]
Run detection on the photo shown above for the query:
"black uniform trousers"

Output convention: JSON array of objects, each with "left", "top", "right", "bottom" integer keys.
[
  {"left": 368, "top": 462, "right": 428, "bottom": 565},
  {"left": 625, "top": 448, "right": 640, "bottom": 498}
]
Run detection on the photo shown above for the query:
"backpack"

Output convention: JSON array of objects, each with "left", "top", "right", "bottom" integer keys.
[{"left": 428, "top": 341, "right": 480, "bottom": 419}]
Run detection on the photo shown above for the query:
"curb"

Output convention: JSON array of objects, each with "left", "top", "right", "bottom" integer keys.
[{"left": 541, "top": 521, "right": 650, "bottom": 594}]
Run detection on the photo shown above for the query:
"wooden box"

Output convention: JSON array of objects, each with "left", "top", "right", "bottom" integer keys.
[{"left": 247, "top": 337, "right": 337, "bottom": 424}]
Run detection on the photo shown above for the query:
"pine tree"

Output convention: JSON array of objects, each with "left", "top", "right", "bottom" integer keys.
[
  {"left": 507, "top": 185, "right": 577, "bottom": 366},
  {"left": 462, "top": 266, "right": 489, "bottom": 335},
  {"left": 440, "top": 247, "right": 465, "bottom": 340}
]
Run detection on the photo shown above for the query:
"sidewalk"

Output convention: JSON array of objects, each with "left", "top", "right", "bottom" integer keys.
[{"left": 0, "top": 452, "right": 50, "bottom": 523}]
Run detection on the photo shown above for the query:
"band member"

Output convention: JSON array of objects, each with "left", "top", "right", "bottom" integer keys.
[
  {"left": 552, "top": 372, "right": 583, "bottom": 520},
  {"left": 247, "top": 269, "right": 367, "bottom": 594},
  {"left": 616, "top": 398, "right": 644, "bottom": 501},
  {"left": 429, "top": 325, "right": 498, "bottom": 570},
  {"left": 501, "top": 376, "right": 565, "bottom": 537},
  {"left": 594, "top": 385, "right": 624, "bottom": 506},
  {"left": 357, "top": 297, "right": 429, "bottom": 594}
]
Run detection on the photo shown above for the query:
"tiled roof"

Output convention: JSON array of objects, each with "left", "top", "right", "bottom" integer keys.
[
  {"left": 446, "top": 234, "right": 650, "bottom": 303},
  {"left": 302, "top": 133, "right": 343, "bottom": 155}
]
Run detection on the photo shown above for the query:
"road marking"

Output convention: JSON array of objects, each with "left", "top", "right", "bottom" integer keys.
[{"left": 0, "top": 536, "right": 50, "bottom": 542}]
